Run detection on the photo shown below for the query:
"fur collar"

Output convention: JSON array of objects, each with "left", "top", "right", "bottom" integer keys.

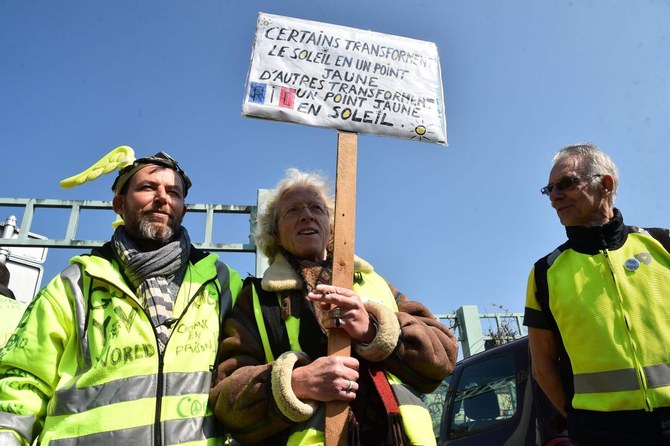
[{"left": 261, "top": 253, "right": 374, "bottom": 292}]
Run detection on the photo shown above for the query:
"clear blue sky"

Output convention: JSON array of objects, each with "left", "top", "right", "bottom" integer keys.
[{"left": 1, "top": 1, "right": 669, "bottom": 323}]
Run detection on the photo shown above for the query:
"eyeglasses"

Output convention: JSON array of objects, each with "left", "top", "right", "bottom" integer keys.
[
  {"left": 279, "top": 202, "right": 328, "bottom": 219},
  {"left": 540, "top": 174, "right": 602, "bottom": 196}
]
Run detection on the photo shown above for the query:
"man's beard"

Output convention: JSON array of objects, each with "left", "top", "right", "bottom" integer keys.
[{"left": 127, "top": 214, "right": 181, "bottom": 245}]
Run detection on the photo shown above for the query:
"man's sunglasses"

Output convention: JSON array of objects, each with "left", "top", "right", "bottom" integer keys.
[{"left": 541, "top": 174, "right": 602, "bottom": 196}]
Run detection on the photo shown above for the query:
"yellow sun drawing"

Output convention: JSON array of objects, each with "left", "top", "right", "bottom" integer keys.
[
  {"left": 258, "top": 16, "right": 272, "bottom": 32},
  {"left": 408, "top": 121, "right": 435, "bottom": 142}
]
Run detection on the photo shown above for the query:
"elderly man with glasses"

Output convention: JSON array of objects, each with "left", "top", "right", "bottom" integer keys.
[
  {"left": 524, "top": 143, "right": 670, "bottom": 446},
  {"left": 0, "top": 149, "right": 241, "bottom": 446}
]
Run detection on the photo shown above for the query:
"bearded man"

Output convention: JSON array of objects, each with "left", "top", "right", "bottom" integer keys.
[{"left": 0, "top": 151, "right": 241, "bottom": 445}]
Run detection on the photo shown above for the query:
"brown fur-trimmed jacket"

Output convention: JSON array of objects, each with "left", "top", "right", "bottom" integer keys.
[{"left": 209, "top": 254, "right": 459, "bottom": 444}]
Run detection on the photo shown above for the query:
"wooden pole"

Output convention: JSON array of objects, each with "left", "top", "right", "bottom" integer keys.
[{"left": 325, "top": 131, "right": 358, "bottom": 446}]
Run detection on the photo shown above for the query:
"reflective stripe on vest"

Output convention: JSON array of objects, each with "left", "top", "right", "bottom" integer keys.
[
  {"left": 60, "top": 265, "right": 91, "bottom": 370},
  {"left": 50, "top": 371, "right": 210, "bottom": 415},
  {"left": 0, "top": 412, "right": 35, "bottom": 444},
  {"left": 646, "top": 363, "right": 670, "bottom": 388},
  {"left": 44, "top": 414, "right": 221, "bottom": 445},
  {"left": 0, "top": 430, "right": 23, "bottom": 446},
  {"left": 574, "top": 363, "right": 670, "bottom": 394}
]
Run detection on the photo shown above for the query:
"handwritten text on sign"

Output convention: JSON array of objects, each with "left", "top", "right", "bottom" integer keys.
[{"left": 243, "top": 13, "right": 447, "bottom": 145}]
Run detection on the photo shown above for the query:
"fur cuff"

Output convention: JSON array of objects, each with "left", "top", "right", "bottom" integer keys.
[
  {"left": 271, "top": 351, "right": 318, "bottom": 422},
  {"left": 354, "top": 300, "right": 400, "bottom": 362}
]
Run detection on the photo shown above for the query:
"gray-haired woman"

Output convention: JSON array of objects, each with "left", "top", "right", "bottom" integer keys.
[{"left": 210, "top": 168, "right": 458, "bottom": 445}]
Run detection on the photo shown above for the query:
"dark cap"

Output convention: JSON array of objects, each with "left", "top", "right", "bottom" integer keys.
[
  {"left": 0, "top": 283, "right": 15, "bottom": 300},
  {"left": 111, "top": 152, "right": 192, "bottom": 197},
  {"left": 0, "top": 262, "right": 14, "bottom": 300}
]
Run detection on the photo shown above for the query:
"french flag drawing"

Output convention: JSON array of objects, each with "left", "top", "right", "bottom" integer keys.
[{"left": 249, "top": 82, "right": 295, "bottom": 109}]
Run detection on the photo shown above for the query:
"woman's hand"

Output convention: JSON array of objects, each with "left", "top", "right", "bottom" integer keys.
[
  {"left": 291, "top": 355, "right": 359, "bottom": 402},
  {"left": 308, "top": 284, "right": 376, "bottom": 343}
]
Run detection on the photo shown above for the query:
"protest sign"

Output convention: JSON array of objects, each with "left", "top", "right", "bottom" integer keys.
[{"left": 243, "top": 12, "right": 447, "bottom": 145}]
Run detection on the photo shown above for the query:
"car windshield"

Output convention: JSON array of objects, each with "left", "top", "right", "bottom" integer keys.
[{"left": 448, "top": 354, "right": 518, "bottom": 438}]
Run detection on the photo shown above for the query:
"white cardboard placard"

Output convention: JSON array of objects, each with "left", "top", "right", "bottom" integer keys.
[{"left": 243, "top": 13, "right": 447, "bottom": 145}]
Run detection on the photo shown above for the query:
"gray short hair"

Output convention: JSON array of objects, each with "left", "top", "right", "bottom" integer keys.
[
  {"left": 553, "top": 142, "right": 619, "bottom": 206},
  {"left": 255, "top": 168, "right": 335, "bottom": 264}
]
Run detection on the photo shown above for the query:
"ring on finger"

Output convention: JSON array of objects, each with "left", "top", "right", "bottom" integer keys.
[
  {"left": 335, "top": 317, "right": 342, "bottom": 328},
  {"left": 346, "top": 379, "right": 354, "bottom": 393}
]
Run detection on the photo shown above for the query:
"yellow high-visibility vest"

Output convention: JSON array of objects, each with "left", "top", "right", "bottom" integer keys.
[{"left": 0, "top": 249, "right": 241, "bottom": 445}]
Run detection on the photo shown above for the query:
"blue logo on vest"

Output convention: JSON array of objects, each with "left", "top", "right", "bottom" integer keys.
[{"left": 624, "top": 258, "right": 640, "bottom": 272}]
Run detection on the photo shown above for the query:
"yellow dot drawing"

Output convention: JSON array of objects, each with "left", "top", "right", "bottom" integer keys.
[
  {"left": 408, "top": 121, "right": 434, "bottom": 142},
  {"left": 258, "top": 17, "right": 272, "bottom": 32}
]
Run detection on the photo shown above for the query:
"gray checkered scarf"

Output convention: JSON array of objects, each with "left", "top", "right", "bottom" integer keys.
[{"left": 112, "top": 225, "right": 190, "bottom": 353}]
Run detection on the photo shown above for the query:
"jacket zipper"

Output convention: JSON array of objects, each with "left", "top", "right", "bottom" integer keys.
[
  {"left": 85, "top": 272, "right": 164, "bottom": 445},
  {"left": 86, "top": 270, "right": 218, "bottom": 445},
  {"left": 154, "top": 351, "right": 164, "bottom": 446},
  {"left": 601, "top": 249, "right": 651, "bottom": 410},
  {"left": 153, "top": 278, "right": 214, "bottom": 445}
]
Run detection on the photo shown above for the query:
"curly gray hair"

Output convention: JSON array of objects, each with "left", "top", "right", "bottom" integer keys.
[
  {"left": 254, "top": 168, "right": 335, "bottom": 264},
  {"left": 553, "top": 142, "right": 619, "bottom": 206}
]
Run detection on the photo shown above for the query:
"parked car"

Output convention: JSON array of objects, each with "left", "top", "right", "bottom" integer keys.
[{"left": 438, "top": 337, "right": 574, "bottom": 445}]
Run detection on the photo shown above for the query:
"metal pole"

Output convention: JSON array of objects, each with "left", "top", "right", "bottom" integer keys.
[{"left": 0, "top": 215, "right": 18, "bottom": 264}]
